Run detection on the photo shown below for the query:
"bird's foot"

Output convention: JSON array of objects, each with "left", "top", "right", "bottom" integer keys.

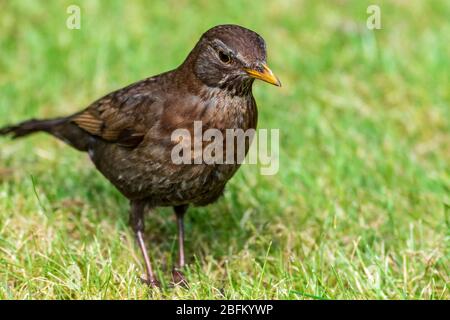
[
  {"left": 171, "top": 268, "right": 189, "bottom": 288},
  {"left": 140, "top": 276, "right": 161, "bottom": 288}
]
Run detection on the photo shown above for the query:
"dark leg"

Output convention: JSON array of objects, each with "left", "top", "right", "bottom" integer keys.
[
  {"left": 130, "top": 200, "right": 160, "bottom": 287},
  {"left": 172, "top": 204, "right": 189, "bottom": 286}
]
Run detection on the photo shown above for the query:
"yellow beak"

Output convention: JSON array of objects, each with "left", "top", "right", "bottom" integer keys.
[{"left": 245, "top": 64, "right": 281, "bottom": 87}]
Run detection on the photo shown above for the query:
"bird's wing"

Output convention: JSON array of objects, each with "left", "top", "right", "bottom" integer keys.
[{"left": 71, "top": 84, "right": 158, "bottom": 148}]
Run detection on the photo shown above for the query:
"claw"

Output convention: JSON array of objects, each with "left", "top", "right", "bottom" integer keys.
[
  {"left": 140, "top": 276, "right": 161, "bottom": 288},
  {"left": 171, "top": 268, "right": 189, "bottom": 288}
]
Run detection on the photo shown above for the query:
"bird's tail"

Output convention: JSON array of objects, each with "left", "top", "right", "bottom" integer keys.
[
  {"left": 0, "top": 118, "right": 66, "bottom": 139},
  {"left": 0, "top": 116, "right": 91, "bottom": 151}
]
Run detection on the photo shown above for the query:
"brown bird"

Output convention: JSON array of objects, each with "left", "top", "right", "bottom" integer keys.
[{"left": 0, "top": 24, "right": 280, "bottom": 287}]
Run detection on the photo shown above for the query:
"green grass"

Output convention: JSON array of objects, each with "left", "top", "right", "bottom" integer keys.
[{"left": 0, "top": 0, "right": 449, "bottom": 299}]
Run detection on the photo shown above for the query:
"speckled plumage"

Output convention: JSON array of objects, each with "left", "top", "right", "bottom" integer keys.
[{"left": 0, "top": 24, "right": 280, "bottom": 286}]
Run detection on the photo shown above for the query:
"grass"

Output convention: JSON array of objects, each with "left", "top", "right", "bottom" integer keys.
[{"left": 0, "top": 0, "right": 448, "bottom": 299}]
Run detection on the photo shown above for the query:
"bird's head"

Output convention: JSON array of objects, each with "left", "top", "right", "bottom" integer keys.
[{"left": 188, "top": 24, "right": 281, "bottom": 94}]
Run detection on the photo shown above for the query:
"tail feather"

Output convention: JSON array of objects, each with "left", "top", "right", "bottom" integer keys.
[
  {"left": 0, "top": 118, "right": 65, "bottom": 139},
  {"left": 0, "top": 117, "right": 91, "bottom": 151}
]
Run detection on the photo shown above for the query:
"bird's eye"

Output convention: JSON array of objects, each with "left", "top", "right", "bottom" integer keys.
[{"left": 218, "top": 51, "right": 231, "bottom": 64}]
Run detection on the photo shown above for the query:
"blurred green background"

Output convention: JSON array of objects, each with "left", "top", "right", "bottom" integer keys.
[{"left": 0, "top": 0, "right": 448, "bottom": 299}]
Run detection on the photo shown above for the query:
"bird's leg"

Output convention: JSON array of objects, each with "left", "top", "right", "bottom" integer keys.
[
  {"left": 172, "top": 204, "right": 189, "bottom": 286},
  {"left": 175, "top": 205, "right": 188, "bottom": 268},
  {"left": 130, "top": 200, "right": 160, "bottom": 287}
]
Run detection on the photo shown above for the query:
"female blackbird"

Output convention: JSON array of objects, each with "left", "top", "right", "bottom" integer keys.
[{"left": 0, "top": 24, "right": 280, "bottom": 287}]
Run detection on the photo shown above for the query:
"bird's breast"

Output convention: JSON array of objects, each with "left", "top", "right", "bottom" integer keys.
[{"left": 197, "top": 87, "right": 258, "bottom": 131}]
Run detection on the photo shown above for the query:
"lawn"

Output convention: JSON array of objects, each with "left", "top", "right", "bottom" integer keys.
[{"left": 0, "top": 0, "right": 448, "bottom": 299}]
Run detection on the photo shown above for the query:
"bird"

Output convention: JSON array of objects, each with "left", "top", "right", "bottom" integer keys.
[{"left": 0, "top": 24, "right": 281, "bottom": 287}]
